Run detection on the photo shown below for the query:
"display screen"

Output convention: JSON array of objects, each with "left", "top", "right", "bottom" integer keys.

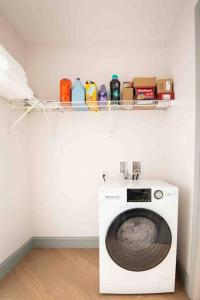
[{"left": 127, "top": 189, "right": 151, "bottom": 202}]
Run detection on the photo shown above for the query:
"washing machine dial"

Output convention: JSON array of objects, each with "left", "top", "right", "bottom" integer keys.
[{"left": 154, "top": 190, "right": 163, "bottom": 200}]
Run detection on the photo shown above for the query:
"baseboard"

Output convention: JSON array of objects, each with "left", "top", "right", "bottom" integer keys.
[
  {"left": 32, "top": 236, "right": 99, "bottom": 248},
  {"left": 177, "top": 261, "right": 190, "bottom": 295},
  {"left": 0, "top": 239, "right": 33, "bottom": 280},
  {"left": 0, "top": 237, "right": 98, "bottom": 281}
]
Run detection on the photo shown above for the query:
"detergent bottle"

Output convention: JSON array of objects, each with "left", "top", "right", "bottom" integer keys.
[
  {"left": 110, "top": 74, "right": 120, "bottom": 103},
  {"left": 72, "top": 78, "right": 87, "bottom": 110},
  {"left": 60, "top": 78, "right": 71, "bottom": 102},
  {"left": 98, "top": 84, "right": 107, "bottom": 107},
  {"left": 85, "top": 81, "right": 98, "bottom": 111}
]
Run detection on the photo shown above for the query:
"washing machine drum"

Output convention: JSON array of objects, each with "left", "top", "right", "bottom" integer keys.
[{"left": 106, "top": 208, "right": 172, "bottom": 272}]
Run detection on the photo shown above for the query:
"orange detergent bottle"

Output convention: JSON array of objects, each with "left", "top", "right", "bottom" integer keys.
[{"left": 60, "top": 78, "right": 72, "bottom": 102}]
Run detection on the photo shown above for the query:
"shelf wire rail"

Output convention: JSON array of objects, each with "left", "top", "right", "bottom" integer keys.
[{"left": 7, "top": 99, "right": 174, "bottom": 133}]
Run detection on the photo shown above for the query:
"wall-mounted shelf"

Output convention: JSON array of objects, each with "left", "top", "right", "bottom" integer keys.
[
  {"left": 10, "top": 99, "right": 174, "bottom": 112},
  {"left": 7, "top": 98, "right": 175, "bottom": 133}
]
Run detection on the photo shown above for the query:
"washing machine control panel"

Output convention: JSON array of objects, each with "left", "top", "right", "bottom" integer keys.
[{"left": 127, "top": 189, "right": 151, "bottom": 202}]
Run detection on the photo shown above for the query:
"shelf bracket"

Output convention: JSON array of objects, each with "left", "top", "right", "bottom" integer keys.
[
  {"left": 39, "top": 99, "right": 50, "bottom": 126},
  {"left": 8, "top": 98, "right": 44, "bottom": 133}
]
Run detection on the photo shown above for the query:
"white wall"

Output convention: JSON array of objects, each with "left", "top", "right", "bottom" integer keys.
[
  {"left": 26, "top": 42, "right": 171, "bottom": 237},
  {"left": 164, "top": 0, "right": 197, "bottom": 275},
  {"left": 0, "top": 15, "right": 31, "bottom": 263},
  {"left": 29, "top": 110, "right": 171, "bottom": 237},
  {"left": 27, "top": 42, "right": 168, "bottom": 99},
  {"left": 0, "top": 13, "right": 27, "bottom": 68},
  {"left": 0, "top": 99, "right": 30, "bottom": 263}
]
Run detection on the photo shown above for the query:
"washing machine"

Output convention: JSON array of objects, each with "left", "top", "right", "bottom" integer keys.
[{"left": 99, "top": 180, "right": 178, "bottom": 294}]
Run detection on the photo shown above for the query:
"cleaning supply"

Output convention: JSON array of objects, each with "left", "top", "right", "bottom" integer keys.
[
  {"left": 157, "top": 79, "right": 174, "bottom": 100},
  {"left": 110, "top": 74, "right": 120, "bottom": 103},
  {"left": 85, "top": 81, "right": 98, "bottom": 111},
  {"left": 98, "top": 84, "right": 107, "bottom": 107},
  {"left": 122, "top": 87, "right": 134, "bottom": 101},
  {"left": 134, "top": 77, "right": 156, "bottom": 100},
  {"left": 60, "top": 78, "right": 71, "bottom": 102},
  {"left": 72, "top": 78, "right": 87, "bottom": 110}
]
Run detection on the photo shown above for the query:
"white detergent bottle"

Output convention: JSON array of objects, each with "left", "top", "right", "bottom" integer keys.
[{"left": 72, "top": 78, "right": 87, "bottom": 110}]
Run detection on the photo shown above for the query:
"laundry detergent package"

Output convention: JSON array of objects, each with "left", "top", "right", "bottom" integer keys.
[
  {"left": 110, "top": 74, "right": 120, "bottom": 103},
  {"left": 157, "top": 79, "right": 174, "bottom": 100},
  {"left": 85, "top": 81, "right": 98, "bottom": 111},
  {"left": 60, "top": 78, "right": 71, "bottom": 102},
  {"left": 134, "top": 77, "right": 156, "bottom": 100},
  {"left": 157, "top": 79, "right": 173, "bottom": 93},
  {"left": 133, "top": 77, "right": 156, "bottom": 88},
  {"left": 98, "top": 84, "right": 107, "bottom": 108},
  {"left": 72, "top": 78, "right": 87, "bottom": 111},
  {"left": 122, "top": 88, "right": 134, "bottom": 101}
]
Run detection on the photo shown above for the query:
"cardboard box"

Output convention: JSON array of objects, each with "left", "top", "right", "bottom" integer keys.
[
  {"left": 123, "top": 82, "right": 133, "bottom": 88},
  {"left": 133, "top": 77, "right": 156, "bottom": 88},
  {"left": 157, "top": 92, "right": 174, "bottom": 100},
  {"left": 135, "top": 87, "right": 155, "bottom": 100},
  {"left": 157, "top": 79, "right": 173, "bottom": 93},
  {"left": 122, "top": 88, "right": 134, "bottom": 100}
]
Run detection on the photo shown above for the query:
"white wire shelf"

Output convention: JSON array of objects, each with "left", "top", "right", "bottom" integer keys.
[
  {"left": 10, "top": 99, "right": 175, "bottom": 112},
  {"left": 7, "top": 98, "right": 175, "bottom": 133}
]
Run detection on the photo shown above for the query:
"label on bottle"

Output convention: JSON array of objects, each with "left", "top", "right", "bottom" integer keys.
[{"left": 113, "top": 89, "right": 119, "bottom": 99}]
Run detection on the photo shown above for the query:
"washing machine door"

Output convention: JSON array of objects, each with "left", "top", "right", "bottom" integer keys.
[{"left": 106, "top": 208, "right": 172, "bottom": 271}]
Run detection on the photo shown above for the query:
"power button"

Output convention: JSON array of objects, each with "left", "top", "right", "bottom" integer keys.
[{"left": 154, "top": 190, "right": 163, "bottom": 200}]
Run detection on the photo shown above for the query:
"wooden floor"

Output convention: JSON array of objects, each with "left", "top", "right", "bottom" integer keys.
[{"left": 0, "top": 249, "right": 188, "bottom": 300}]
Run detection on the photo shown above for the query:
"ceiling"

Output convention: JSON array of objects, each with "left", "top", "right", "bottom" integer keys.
[{"left": 0, "top": 0, "right": 182, "bottom": 44}]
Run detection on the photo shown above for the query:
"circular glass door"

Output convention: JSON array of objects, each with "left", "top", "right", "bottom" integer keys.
[{"left": 106, "top": 208, "right": 172, "bottom": 272}]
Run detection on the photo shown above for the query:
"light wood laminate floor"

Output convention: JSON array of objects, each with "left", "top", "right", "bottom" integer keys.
[{"left": 0, "top": 249, "right": 188, "bottom": 300}]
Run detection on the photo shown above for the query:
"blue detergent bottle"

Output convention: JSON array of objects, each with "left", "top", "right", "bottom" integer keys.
[{"left": 72, "top": 78, "right": 87, "bottom": 110}]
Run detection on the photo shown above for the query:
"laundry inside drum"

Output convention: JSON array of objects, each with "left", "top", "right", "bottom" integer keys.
[{"left": 117, "top": 217, "right": 158, "bottom": 251}]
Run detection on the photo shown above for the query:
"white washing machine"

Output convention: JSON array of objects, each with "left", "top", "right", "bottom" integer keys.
[{"left": 99, "top": 180, "right": 178, "bottom": 294}]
